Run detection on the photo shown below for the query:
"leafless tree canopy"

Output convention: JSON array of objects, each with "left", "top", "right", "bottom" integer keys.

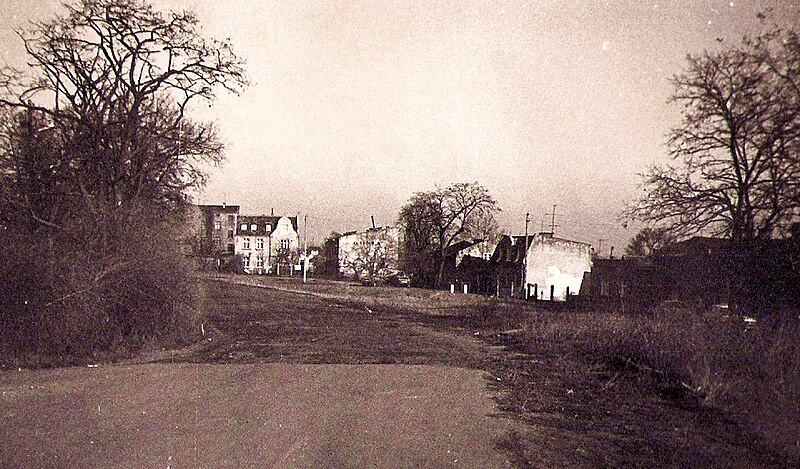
[
  {"left": 625, "top": 27, "right": 800, "bottom": 241},
  {"left": 398, "top": 182, "right": 500, "bottom": 287},
  {"left": 624, "top": 227, "right": 677, "bottom": 257},
  {"left": 0, "top": 0, "right": 247, "bottom": 225},
  {"left": 0, "top": 0, "right": 247, "bottom": 360}
]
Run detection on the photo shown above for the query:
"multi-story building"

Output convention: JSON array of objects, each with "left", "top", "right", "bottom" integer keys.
[
  {"left": 235, "top": 215, "right": 300, "bottom": 274},
  {"left": 192, "top": 203, "right": 240, "bottom": 256}
]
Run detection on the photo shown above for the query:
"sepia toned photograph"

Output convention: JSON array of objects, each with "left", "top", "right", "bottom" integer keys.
[{"left": 1, "top": 0, "right": 799, "bottom": 467}]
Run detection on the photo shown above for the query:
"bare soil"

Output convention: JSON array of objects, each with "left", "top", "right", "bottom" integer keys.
[
  {"left": 196, "top": 275, "right": 789, "bottom": 468},
  {"left": 2, "top": 275, "right": 788, "bottom": 467}
]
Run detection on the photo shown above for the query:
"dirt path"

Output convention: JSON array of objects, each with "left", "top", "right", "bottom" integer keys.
[
  {"left": 0, "top": 363, "right": 514, "bottom": 468},
  {"left": 1, "top": 279, "right": 518, "bottom": 468}
]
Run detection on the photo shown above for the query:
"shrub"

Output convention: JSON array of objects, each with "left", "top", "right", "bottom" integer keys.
[{"left": 0, "top": 210, "right": 204, "bottom": 367}]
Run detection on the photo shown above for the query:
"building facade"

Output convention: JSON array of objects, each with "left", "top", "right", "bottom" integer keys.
[
  {"left": 524, "top": 233, "right": 593, "bottom": 301},
  {"left": 234, "top": 215, "right": 300, "bottom": 275},
  {"left": 193, "top": 204, "right": 240, "bottom": 256}
]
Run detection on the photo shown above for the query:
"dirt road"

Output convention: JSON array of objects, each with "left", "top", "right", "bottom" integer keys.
[{"left": 0, "top": 280, "right": 516, "bottom": 468}]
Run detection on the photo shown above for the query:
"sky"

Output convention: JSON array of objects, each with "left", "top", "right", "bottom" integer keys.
[{"left": 2, "top": 0, "right": 799, "bottom": 251}]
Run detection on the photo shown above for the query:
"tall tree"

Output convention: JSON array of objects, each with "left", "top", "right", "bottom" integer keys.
[
  {"left": 624, "top": 27, "right": 800, "bottom": 242},
  {"left": 0, "top": 0, "right": 247, "bottom": 245},
  {"left": 398, "top": 182, "right": 500, "bottom": 288},
  {"left": 0, "top": 0, "right": 247, "bottom": 357}
]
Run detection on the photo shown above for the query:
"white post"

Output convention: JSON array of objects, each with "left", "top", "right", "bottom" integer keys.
[
  {"left": 302, "top": 215, "right": 308, "bottom": 283},
  {"left": 463, "top": 284, "right": 468, "bottom": 294},
  {"left": 450, "top": 284, "right": 455, "bottom": 294}
]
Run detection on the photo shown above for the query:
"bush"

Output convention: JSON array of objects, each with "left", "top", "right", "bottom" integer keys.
[{"left": 0, "top": 210, "right": 204, "bottom": 367}]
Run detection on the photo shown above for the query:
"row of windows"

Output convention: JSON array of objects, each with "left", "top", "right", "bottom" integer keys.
[
  {"left": 240, "top": 223, "right": 272, "bottom": 232},
  {"left": 240, "top": 238, "right": 291, "bottom": 250},
  {"left": 243, "top": 257, "right": 265, "bottom": 268}
]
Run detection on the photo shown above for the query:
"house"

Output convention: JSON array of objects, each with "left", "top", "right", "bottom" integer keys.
[
  {"left": 586, "top": 229, "right": 800, "bottom": 312},
  {"left": 187, "top": 203, "right": 241, "bottom": 264},
  {"left": 338, "top": 226, "right": 402, "bottom": 282},
  {"left": 523, "top": 233, "right": 593, "bottom": 301},
  {"left": 475, "top": 233, "right": 592, "bottom": 300},
  {"left": 490, "top": 234, "right": 536, "bottom": 297},
  {"left": 449, "top": 238, "right": 497, "bottom": 293},
  {"left": 235, "top": 215, "right": 300, "bottom": 275}
]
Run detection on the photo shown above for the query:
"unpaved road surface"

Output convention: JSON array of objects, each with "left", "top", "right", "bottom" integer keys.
[{"left": 0, "top": 280, "right": 516, "bottom": 468}]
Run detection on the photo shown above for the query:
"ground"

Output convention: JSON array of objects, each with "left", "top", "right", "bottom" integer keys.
[
  {"left": 0, "top": 277, "right": 516, "bottom": 468},
  {"left": 0, "top": 275, "right": 789, "bottom": 467}
]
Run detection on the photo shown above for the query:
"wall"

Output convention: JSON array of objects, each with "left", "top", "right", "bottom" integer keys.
[{"left": 525, "top": 235, "right": 592, "bottom": 301}]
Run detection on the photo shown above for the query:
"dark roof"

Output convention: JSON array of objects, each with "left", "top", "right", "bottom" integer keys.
[
  {"left": 198, "top": 204, "right": 239, "bottom": 214},
  {"left": 236, "top": 215, "right": 299, "bottom": 235},
  {"left": 654, "top": 236, "right": 728, "bottom": 257},
  {"left": 445, "top": 239, "right": 484, "bottom": 256}
]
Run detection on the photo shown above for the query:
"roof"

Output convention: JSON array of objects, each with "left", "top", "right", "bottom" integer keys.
[
  {"left": 236, "top": 215, "right": 299, "bottom": 235},
  {"left": 197, "top": 204, "right": 240, "bottom": 214},
  {"left": 654, "top": 236, "right": 727, "bottom": 257}
]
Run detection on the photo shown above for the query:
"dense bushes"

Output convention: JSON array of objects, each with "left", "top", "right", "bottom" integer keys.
[
  {"left": 520, "top": 306, "right": 800, "bottom": 461},
  {"left": 0, "top": 210, "right": 203, "bottom": 367}
]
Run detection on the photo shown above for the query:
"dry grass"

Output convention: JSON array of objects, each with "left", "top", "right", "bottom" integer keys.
[{"left": 518, "top": 305, "right": 800, "bottom": 463}]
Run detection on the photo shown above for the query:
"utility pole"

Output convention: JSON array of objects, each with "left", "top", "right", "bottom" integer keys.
[
  {"left": 302, "top": 215, "right": 309, "bottom": 283},
  {"left": 523, "top": 212, "right": 530, "bottom": 299}
]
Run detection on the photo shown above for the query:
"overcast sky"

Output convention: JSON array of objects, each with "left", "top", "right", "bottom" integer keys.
[{"left": 2, "top": 0, "right": 799, "bottom": 251}]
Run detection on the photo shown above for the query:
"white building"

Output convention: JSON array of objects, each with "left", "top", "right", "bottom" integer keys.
[
  {"left": 234, "top": 215, "right": 300, "bottom": 274},
  {"left": 524, "top": 233, "right": 592, "bottom": 301}
]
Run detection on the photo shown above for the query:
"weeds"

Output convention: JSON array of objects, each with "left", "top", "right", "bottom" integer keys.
[{"left": 519, "top": 306, "right": 800, "bottom": 462}]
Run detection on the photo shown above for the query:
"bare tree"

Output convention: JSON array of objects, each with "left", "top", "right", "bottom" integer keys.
[
  {"left": 0, "top": 0, "right": 247, "bottom": 359},
  {"left": 0, "top": 0, "right": 247, "bottom": 240},
  {"left": 625, "top": 227, "right": 677, "bottom": 257},
  {"left": 340, "top": 228, "right": 399, "bottom": 284},
  {"left": 624, "top": 27, "right": 800, "bottom": 242},
  {"left": 398, "top": 182, "right": 500, "bottom": 287}
]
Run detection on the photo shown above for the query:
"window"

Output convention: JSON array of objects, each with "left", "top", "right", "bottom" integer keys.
[
  {"left": 240, "top": 223, "right": 247, "bottom": 231},
  {"left": 243, "top": 257, "right": 250, "bottom": 268},
  {"left": 265, "top": 225, "right": 272, "bottom": 232},
  {"left": 256, "top": 238, "right": 264, "bottom": 250},
  {"left": 227, "top": 243, "right": 234, "bottom": 253},
  {"left": 280, "top": 239, "right": 290, "bottom": 250},
  {"left": 243, "top": 238, "right": 250, "bottom": 250},
  {"left": 256, "top": 257, "right": 264, "bottom": 268},
  {"left": 214, "top": 221, "right": 221, "bottom": 230},
  {"left": 227, "top": 215, "right": 234, "bottom": 224},
  {"left": 213, "top": 236, "right": 221, "bottom": 246},
  {"left": 251, "top": 224, "right": 257, "bottom": 230},
  {"left": 227, "top": 229, "right": 234, "bottom": 239}
]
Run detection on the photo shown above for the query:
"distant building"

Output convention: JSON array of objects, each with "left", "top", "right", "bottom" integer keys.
[
  {"left": 235, "top": 215, "right": 300, "bottom": 275},
  {"left": 192, "top": 203, "right": 240, "bottom": 256},
  {"left": 586, "top": 230, "right": 800, "bottom": 312},
  {"left": 338, "top": 226, "right": 403, "bottom": 282},
  {"left": 467, "top": 233, "right": 591, "bottom": 300},
  {"left": 524, "top": 233, "right": 593, "bottom": 301}
]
